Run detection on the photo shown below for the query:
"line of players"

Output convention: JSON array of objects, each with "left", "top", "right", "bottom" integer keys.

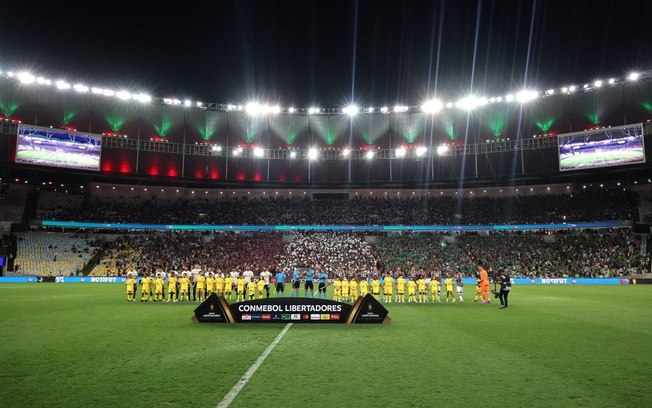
[{"left": 125, "top": 265, "right": 491, "bottom": 304}]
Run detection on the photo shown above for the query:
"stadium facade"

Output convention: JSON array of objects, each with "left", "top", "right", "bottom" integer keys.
[{"left": 1, "top": 71, "right": 652, "bottom": 188}]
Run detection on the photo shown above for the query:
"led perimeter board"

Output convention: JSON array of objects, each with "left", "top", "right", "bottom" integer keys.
[
  {"left": 15, "top": 124, "right": 102, "bottom": 171},
  {"left": 558, "top": 123, "right": 645, "bottom": 171}
]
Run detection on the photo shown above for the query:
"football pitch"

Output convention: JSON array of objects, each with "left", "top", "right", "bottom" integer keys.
[
  {"left": 559, "top": 150, "right": 643, "bottom": 169},
  {"left": 1, "top": 284, "right": 651, "bottom": 408}
]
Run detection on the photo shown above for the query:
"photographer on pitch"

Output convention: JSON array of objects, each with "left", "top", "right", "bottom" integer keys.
[{"left": 496, "top": 268, "right": 512, "bottom": 309}]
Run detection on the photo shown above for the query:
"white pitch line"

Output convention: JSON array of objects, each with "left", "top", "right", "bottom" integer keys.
[{"left": 216, "top": 323, "right": 292, "bottom": 408}]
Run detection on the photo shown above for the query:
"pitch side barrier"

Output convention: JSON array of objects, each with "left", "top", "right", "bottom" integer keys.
[
  {"left": 41, "top": 220, "right": 630, "bottom": 231},
  {"left": 0, "top": 276, "right": 630, "bottom": 285}
]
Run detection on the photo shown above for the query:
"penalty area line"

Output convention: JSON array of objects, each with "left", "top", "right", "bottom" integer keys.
[{"left": 216, "top": 323, "right": 292, "bottom": 408}]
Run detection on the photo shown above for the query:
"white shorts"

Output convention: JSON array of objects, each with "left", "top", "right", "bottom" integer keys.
[{"left": 456, "top": 286, "right": 463, "bottom": 294}]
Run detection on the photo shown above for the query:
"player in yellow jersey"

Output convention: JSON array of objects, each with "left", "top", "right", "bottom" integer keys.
[
  {"left": 359, "top": 277, "right": 369, "bottom": 297},
  {"left": 429, "top": 276, "right": 441, "bottom": 303},
  {"left": 370, "top": 276, "right": 381, "bottom": 299},
  {"left": 407, "top": 279, "right": 417, "bottom": 302},
  {"left": 444, "top": 274, "right": 455, "bottom": 302},
  {"left": 383, "top": 273, "right": 394, "bottom": 303},
  {"left": 196, "top": 273, "right": 206, "bottom": 302},
  {"left": 341, "top": 277, "right": 350, "bottom": 302},
  {"left": 333, "top": 276, "right": 342, "bottom": 301},
  {"left": 215, "top": 271, "right": 224, "bottom": 296},
  {"left": 474, "top": 276, "right": 482, "bottom": 302},
  {"left": 140, "top": 274, "right": 151, "bottom": 302},
  {"left": 206, "top": 272, "right": 215, "bottom": 296},
  {"left": 125, "top": 274, "right": 136, "bottom": 302},
  {"left": 223, "top": 274, "right": 233, "bottom": 300},
  {"left": 257, "top": 278, "right": 265, "bottom": 299},
  {"left": 349, "top": 277, "right": 358, "bottom": 300},
  {"left": 236, "top": 274, "right": 246, "bottom": 302},
  {"left": 167, "top": 272, "right": 178, "bottom": 302},
  {"left": 179, "top": 273, "right": 191, "bottom": 302},
  {"left": 395, "top": 274, "right": 406, "bottom": 303},
  {"left": 154, "top": 273, "right": 164, "bottom": 302},
  {"left": 247, "top": 280, "right": 257, "bottom": 300},
  {"left": 417, "top": 275, "right": 427, "bottom": 303},
  {"left": 148, "top": 274, "right": 155, "bottom": 298}
]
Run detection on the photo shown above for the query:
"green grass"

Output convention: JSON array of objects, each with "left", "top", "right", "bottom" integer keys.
[
  {"left": 16, "top": 150, "right": 98, "bottom": 165},
  {"left": 1, "top": 284, "right": 651, "bottom": 407},
  {"left": 560, "top": 150, "right": 643, "bottom": 167}
]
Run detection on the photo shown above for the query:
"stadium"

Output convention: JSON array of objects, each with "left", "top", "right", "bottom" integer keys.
[{"left": 1, "top": 1, "right": 652, "bottom": 407}]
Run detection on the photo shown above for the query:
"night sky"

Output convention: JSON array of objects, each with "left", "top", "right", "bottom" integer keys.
[{"left": 1, "top": 0, "right": 651, "bottom": 107}]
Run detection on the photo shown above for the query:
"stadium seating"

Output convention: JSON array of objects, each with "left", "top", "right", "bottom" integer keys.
[{"left": 14, "top": 233, "right": 97, "bottom": 276}]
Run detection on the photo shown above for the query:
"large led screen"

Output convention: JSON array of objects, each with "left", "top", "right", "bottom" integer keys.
[
  {"left": 558, "top": 124, "right": 645, "bottom": 171},
  {"left": 15, "top": 124, "right": 102, "bottom": 171}
]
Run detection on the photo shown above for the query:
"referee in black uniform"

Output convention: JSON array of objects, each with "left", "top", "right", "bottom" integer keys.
[{"left": 497, "top": 268, "right": 512, "bottom": 309}]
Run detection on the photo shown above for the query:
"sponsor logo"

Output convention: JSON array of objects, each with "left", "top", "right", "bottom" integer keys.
[
  {"left": 262, "top": 314, "right": 271, "bottom": 321},
  {"left": 242, "top": 314, "right": 252, "bottom": 321},
  {"left": 541, "top": 278, "right": 568, "bottom": 284},
  {"left": 302, "top": 314, "right": 310, "bottom": 320},
  {"left": 90, "top": 277, "right": 118, "bottom": 283},
  {"left": 291, "top": 314, "right": 301, "bottom": 320},
  {"left": 281, "top": 314, "right": 291, "bottom": 320},
  {"left": 320, "top": 314, "right": 330, "bottom": 320},
  {"left": 272, "top": 314, "right": 281, "bottom": 320},
  {"left": 330, "top": 314, "right": 341, "bottom": 320},
  {"left": 251, "top": 315, "right": 262, "bottom": 320},
  {"left": 310, "top": 314, "right": 320, "bottom": 320}
]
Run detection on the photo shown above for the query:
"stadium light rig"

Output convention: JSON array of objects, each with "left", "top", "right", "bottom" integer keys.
[
  {"left": 395, "top": 146, "right": 406, "bottom": 158},
  {"left": 2, "top": 64, "right": 651, "bottom": 115},
  {"left": 416, "top": 146, "right": 428, "bottom": 157},
  {"left": 253, "top": 147, "right": 265, "bottom": 157},
  {"left": 437, "top": 145, "right": 449, "bottom": 155},
  {"left": 308, "top": 148, "right": 318, "bottom": 160},
  {"left": 365, "top": 150, "right": 375, "bottom": 160}
]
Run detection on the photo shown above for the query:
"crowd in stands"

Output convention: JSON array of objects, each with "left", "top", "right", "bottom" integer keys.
[
  {"left": 375, "top": 230, "right": 647, "bottom": 278},
  {"left": 77, "top": 229, "right": 651, "bottom": 278},
  {"left": 37, "top": 189, "right": 633, "bottom": 225},
  {"left": 91, "top": 233, "right": 283, "bottom": 276}
]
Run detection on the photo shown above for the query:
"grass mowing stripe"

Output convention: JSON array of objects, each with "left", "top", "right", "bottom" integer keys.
[{"left": 216, "top": 323, "right": 292, "bottom": 408}]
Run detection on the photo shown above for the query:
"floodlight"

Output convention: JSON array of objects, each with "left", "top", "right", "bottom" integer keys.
[
  {"left": 270, "top": 105, "right": 281, "bottom": 115},
  {"left": 343, "top": 105, "right": 359, "bottom": 116},
  {"left": 17, "top": 72, "right": 35, "bottom": 84},
  {"left": 246, "top": 102, "right": 261, "bottom": 115},
  {"left": 608, "top": 78, "right": 615, "bottom": 84},
  {"left": 289, "top": 151, "right": 297, "bottom": 159},
  {"left": 516, "top": 90, "right": 538, "bottom": 103},
  {"left": 342, "top": 148, "right": 350, "bottom": 157},
  {"left": 116, "top": 90, "right": 132, "bottom": 100},
  {"left": 628, "top": 72, "right": 640, "bottom": 81},
  {"left": 73, "top": 84, "right": 89, "bottom": 93},
  {"left": 288, "top": 107, "right": 296, "bottom": 113},
  {"left": 308, "top": 148, "right": 318, "bottom": 160},
  {"left": 421, "top": 99, "right": 443, "bottom": 114},
  {"left": 395, "top": 146, "right": 406, "bottom": 157},
  {"left": 184, "top": 99, "right": 192, "bottom": 107},
  {"left": 380, "top": 107, "right": 389, "bottom": 113},
  {"left": 594, "top": 80, "right": 603, "bottom": 88},
  {"left": 416, "top": 146, "right": 428, "bottom": 156},
  {"left": 56, "top": 80, "right": 71, "bottom": 90},
  {"left": 103, "top": 89, "right": 115, "bottom": 97},
  {"left": 437, "top": 145, "right": 449, "bottom": 155},
  {"left": 253, "top": 147, "right": 265, "bottom": 157},
  {"left": 365, "top": 150, "right": 375, "bottom": 160}
]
